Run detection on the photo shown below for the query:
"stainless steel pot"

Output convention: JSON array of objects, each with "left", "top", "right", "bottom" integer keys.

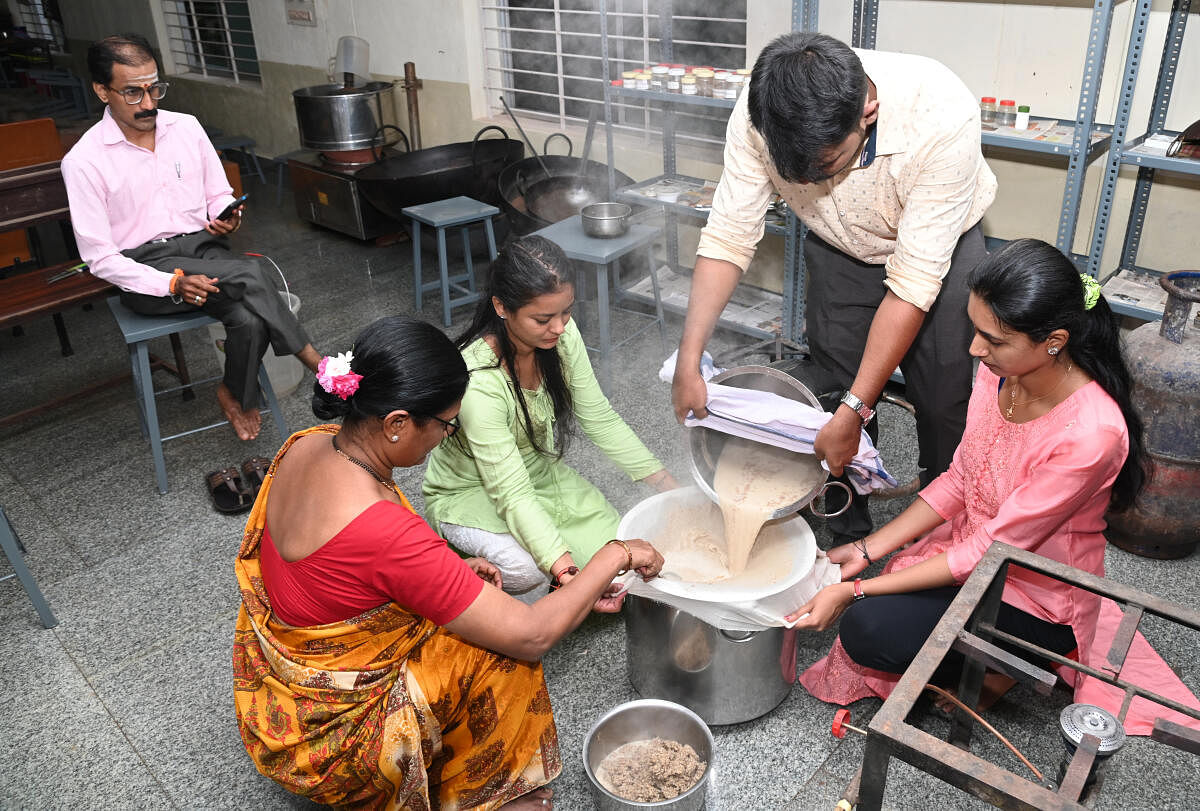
[
  {"left": 293, "top": 81, "right": 398, "bottom": 152},
  {"left": 583, "top": 698, "right": 713, "bottom": 811},
  {"left": 624, "top": 594, "right": 798, "bottom": 725},
  {"left": 688, "top": 364, "right": 852, "bottom": 519},
  {"left": 581, "top": 201, "right": 631, "bottom": 237}
]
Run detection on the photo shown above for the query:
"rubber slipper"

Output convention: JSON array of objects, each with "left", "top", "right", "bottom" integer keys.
[
  {"left": 240, "top": 456, "right": 272, "bottom": 497},
  {"left": 206, "top": 467, "right": 252, "bottom": 514}
]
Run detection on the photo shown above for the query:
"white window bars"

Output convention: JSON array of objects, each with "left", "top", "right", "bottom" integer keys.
[
  {"left": 16, "top": 0, "right": 63, "bottom": 50},
  {"left": 480, "top": 0, "right": 747, "bottom": 150},
  {"left": 161, "top": 0, "right": 261, "bottom": 83}
]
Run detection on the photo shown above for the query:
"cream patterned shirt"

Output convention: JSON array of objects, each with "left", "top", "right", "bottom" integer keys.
[{"left": 696, "top": 48, "right": 997, "bottom": 312}]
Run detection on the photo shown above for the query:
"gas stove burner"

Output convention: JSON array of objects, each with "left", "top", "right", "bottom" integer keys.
[
  {"left": 319, "top": 147, "right": 385, "bottom": 168},
  {"left": 1059, "top": 703, "right": 1126, "bottom": 754}
]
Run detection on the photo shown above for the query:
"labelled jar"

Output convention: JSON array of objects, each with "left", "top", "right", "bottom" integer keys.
[
  {"left": 693, "top": 68, "right": 714, "bottom": 97},
  {"left": 725, "top": 73, "right": 744, "bottom": 99},
  {"left": 998, "top": 99, "right": 1017, "bottom": 127},
  {"left": 681, "top": 75, "right": 697, "bottom": 96},
  {"left": 713, "top": 71, "right": 730, "bottom": 98},
  {"left": 635, "top": 72, "right": 651, "bottom": 91},
  {"left": 980, "top": 96, "right": 997, "bottom": 125},
  {"left": 1015, "top": 104, "right": 1031, "bottom": 130},
  {"left": 650, "top": 65, "right": 669, "bottom": 92},
  {"left": 667, "top": 67, "right": 685, "bottom": 93}
]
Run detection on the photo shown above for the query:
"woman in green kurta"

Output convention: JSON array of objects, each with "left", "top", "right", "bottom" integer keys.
[{"left": 424, "top": 235, "right": 676, "bottom": 601}]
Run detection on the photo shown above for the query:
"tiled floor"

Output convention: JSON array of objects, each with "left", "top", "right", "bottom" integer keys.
[{"left": 1, "top": 178, "right": 1198, "bottom": 809}]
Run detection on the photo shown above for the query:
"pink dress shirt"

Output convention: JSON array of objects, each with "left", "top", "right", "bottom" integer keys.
[
  {"left": 800, "top": 364, "right": 1200, "bottom": 734},
  {"left": 60, "top": 108, "right": 235, "bottom": 296}
]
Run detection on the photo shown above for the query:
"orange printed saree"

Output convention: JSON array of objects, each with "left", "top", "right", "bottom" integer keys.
[{"left": 234, "top": 426, "right": 561, "bottom": 809}]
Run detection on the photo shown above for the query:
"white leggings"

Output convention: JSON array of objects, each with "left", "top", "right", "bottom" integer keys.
[{"left": 441, "top": 524, "right": 550, "bottom": 605}]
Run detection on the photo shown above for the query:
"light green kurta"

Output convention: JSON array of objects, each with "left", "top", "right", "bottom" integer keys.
[{"left": 422, "top": 319, "right": 663, "bottom": 572}]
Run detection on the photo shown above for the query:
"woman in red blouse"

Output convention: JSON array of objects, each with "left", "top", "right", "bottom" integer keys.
[{"left": 234, "top": 316, "right": 663, "bottom": 810}]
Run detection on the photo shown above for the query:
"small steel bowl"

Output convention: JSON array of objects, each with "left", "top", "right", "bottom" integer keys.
[
  {"left": 583, "top": 699, "right": 713, "bottom": 810},
  {"left": 581, "top": 202, "right": 632, "bottom": 238}
]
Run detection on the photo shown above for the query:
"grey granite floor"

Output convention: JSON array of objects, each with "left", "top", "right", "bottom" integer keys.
[{"left": 1, "top": 177, "right": 1198, "bottom": 810}]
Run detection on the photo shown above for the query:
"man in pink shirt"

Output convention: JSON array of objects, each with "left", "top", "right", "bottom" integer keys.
[{"left": 61, "top": 34, "right": 320, "bottom": 440}]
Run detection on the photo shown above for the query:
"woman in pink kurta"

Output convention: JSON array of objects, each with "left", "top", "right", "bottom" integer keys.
[{"left": 792, "top": 239, "right": 1199, "bottom": 734}]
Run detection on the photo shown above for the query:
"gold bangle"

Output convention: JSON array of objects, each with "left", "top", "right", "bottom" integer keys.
[{"left": 606, "top": 539, "right": 633, "bottom": 574}]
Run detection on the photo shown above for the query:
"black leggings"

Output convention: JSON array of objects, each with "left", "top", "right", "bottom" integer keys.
[{"left": 840, "top": 587, "right": 1078, "bottom": 685}]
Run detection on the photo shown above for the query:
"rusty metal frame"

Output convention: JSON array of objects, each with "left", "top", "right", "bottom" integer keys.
[{"left": 856, "top": 542, "right": 1200, "bottom": 810}]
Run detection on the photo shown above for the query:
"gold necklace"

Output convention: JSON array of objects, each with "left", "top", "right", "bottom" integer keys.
[
  {"left": 331, "top": 436, "right": 395, "bottom": 491},
  {"left": 1006, "top": 363, "right": 1073, "bottom": 420}
]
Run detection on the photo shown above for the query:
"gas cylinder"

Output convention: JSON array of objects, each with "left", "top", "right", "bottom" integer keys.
[{"left": 1106, "top": 272, "right": 1200, "bottom": 559}]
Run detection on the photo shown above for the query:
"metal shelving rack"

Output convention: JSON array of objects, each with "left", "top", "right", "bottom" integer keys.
[
  {"left": 856, "top": 0, "right": 1120, "bottom": 265},
  {"left": 599, "top": 0, "right": 816, "bottom": 344},
  {"left": 1086, "top": 0, "right": 1196, "bottom": 321},
  {"left": 599, "top": 0, "right": 1123, "bottom": 343}
]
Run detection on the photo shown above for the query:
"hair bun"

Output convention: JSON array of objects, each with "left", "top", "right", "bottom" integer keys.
[{"left": 311, "top": 381, "right": 352, "bottom": 420}]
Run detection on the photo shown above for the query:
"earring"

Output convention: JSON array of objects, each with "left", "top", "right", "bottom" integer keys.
[
  {"left": 1048, "top": 347, "right": 1060, "bottom": 356},
  {"left": 499, "top": 314, "right": 506, "bottom": 320},
  {"left": 391, "top": 436, "right": 399, "bottom": 442}
]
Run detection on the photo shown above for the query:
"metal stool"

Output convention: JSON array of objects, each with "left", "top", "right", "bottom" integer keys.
[
  {"left": 107, "top": 297, "right": 288, "bottom": 495},
  {"left": 402, "top": 196, "right": 499, "bottom": 327},
  {"left": 210, "top": 134, "right": 267, "bottom": 185},
  {"left": 0, "top": 506, "right": 57, "bottom": 628},
  {"left": 533, "top": 215, "right": 666, "bottom": 392}
]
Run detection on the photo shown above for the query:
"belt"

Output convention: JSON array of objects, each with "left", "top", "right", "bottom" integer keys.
[{"left": 150, "top": 231, "right": 196, "bottom": 244}]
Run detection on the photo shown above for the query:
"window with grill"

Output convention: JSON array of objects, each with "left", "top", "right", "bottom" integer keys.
[
  {"left": 480, "top": 0, "right": 747, "bottom": 149},
  {"left": 161, "top": 0, "right": 261, "bottom": 83},
  {"left": 16, "top": 0, "right": 64, "bottom": 50}
]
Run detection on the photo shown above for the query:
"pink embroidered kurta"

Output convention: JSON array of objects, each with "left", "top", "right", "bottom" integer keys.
[{"left": 800, "top": 364, "right": 1200, "bottom": 734}]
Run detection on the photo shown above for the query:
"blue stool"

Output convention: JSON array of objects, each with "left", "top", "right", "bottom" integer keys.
[
  {"left": 107, "top": 297, "right": 288, "bottom": 495},
  {"left": 402, "top": 196, "right": 499, "bottom": 327},
  {"left": 0, "top": 505, "right": 57, "bottom": 629}
]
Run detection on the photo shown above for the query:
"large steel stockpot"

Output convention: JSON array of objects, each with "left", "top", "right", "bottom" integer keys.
[
  {"left": 617, "top": 486, "right": 818, "bottom": 725},
  {"left": 293, "top": 81, "right": 398, "bottom": 153},
  {"left": 624, "top": 594, "right": 798, "bottom": 726}
]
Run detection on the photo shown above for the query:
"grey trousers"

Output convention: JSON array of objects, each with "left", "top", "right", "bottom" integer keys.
[
  {"left": 804, "top": 223, "right": 986, "bottom": 539},
  {"left": 120, "top": 231, "right": 310, "bottom": 410}
]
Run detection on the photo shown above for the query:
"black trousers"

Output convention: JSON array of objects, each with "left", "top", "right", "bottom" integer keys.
[
  {"left": 805, "top": 224, "right": 987, "bottom": 539},
  {"left": 840, "top": 586, "right": 1078, "bottom": 685},
  {"left": 120, "top": 232, "right": 310, "bottom": 410}
]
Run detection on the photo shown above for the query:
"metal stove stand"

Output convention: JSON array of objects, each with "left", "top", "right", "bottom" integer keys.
[{"left": 855, "top": 541, "right": 1200, "bottom": 810}]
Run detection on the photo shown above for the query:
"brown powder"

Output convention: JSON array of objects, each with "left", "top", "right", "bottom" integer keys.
[{"left": 595, "top": 737, "right": 707, "bottom": 802}]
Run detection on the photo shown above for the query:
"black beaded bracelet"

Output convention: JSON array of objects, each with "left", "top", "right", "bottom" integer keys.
[{"left": 854, "top": 538, "right": 872, "bottom": 565}]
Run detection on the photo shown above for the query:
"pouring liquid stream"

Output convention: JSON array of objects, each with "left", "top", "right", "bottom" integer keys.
[{"left": 712, "top": 437, "right": 824, "bottom": 576}]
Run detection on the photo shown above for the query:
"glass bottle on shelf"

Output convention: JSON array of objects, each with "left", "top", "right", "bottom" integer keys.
[
  {"left": 980, "top": 96, "right": 998, "bottom": 125},
  {"left": 998, "top": 99, "right": 1017, "bottom": 127}
]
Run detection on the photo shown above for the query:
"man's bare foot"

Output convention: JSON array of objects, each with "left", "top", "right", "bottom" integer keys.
[
  {"left": 502, "top": 787, "right": 552, "bottom": 809},
  {"left": 297, "top": 344, "right": 321, "bottom": 374},
  {"left": 933, "top": 671, "right": 1018, "bottom": 714},
  {"left": 217, "top": 383, "right": 261, "bottom": 440}
]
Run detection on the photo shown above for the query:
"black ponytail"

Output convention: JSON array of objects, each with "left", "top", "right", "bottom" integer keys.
[
  {"left": 455, "top": 235, "right": 576, "bottom": 458},
  {"left": 968, "top": 239, "right": 1148, "bottom": 511},
  {"left": 311, "top": 317, "right": 469, "bottom": 429}
]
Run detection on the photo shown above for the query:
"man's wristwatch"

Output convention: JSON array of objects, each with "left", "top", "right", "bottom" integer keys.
[{"left": 840, "top": 391, "right": 876, "bottom": 424}]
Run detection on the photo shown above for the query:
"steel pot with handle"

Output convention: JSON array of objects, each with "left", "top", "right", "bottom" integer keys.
[{"left": 688, "top": 364, "right": 852, "bottom": 520}]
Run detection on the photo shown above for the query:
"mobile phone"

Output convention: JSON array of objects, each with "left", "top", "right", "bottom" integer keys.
[{"left": 216, "top": 193, "right": 249, "bottom": 221}]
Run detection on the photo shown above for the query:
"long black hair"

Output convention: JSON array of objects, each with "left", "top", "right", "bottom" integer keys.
[
  {"left": 747, "top": 32, "right": 868, "bottom": 183},
  {"left": 456, "top": 235, "right": 575, "bottom": 458},
  {"left": 968, "top": 239, "right": 1148, "bottom": 511},
  {"left": 312, "top": 317, "right": 469, "bottom": 435}
]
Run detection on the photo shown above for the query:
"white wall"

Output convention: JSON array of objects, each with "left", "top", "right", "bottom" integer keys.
[{"left": 249, "top": 0, "right": 472, "bottom": 83}]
